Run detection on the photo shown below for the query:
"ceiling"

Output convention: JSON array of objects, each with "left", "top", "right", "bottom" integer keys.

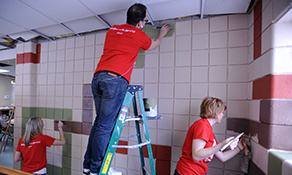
[{"left": 0, "top": 0, "right": 254, "bottom": 77}]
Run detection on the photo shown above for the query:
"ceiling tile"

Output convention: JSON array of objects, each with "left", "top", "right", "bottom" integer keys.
[
  {"left": 63, "top": 16, "right": 108, "bottom": 34},
  {"left": 35, "top": 24, "right": 72, "bottom": 37},
  {"left": 9, "top": 31, "right": 39, "bottom": 41},
  {"left": 0, "top": 18, "right": 25, "bottom": 35},
  {"left": 0, "top": 0, "right": 55, "bottom": 29},
  {"left": 100, "top": 9, "right": 128, "bottom": 26},
  {"left": 21, "top": 0, "right": 94, "bottom": 23},
  {"left": 205, "top": 0, "right": 250, "bottom": 14}
]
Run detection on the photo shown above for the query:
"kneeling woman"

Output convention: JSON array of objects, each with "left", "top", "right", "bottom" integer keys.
[
  {"left": 174, "top": 97, "right": 245, "bottom": 175},
  {"left": 14, "top": 117, "right": 66, "bottom": 175}
]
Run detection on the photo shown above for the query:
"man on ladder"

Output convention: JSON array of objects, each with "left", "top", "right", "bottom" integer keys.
[{"left": 83, "top": 3, "right": 170, "bottom": 175}]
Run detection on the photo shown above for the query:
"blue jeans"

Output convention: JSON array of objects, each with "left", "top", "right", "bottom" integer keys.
[{"left": 83, "top": 71, "right": 128, "bottom": 173}]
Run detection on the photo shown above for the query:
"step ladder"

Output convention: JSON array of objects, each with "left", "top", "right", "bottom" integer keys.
[{"left": 99, "top": 85, "right": 159, "bottom": 175}]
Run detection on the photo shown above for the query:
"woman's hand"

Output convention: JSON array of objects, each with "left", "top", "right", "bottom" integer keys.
[
  {"left": 57, "top": 120, "right": 63, "bottom": 128},
  {"left": 159, "top": 24, "right": 171, "bottom": 37}
]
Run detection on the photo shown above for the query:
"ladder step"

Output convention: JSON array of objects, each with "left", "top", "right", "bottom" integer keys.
[{"left": 112, "top": 141, "right": 150, "bottom": 149}]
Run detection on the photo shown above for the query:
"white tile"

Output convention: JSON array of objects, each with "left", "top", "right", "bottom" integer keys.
[
  {"left": 175, "top": 51, "right": 191, "bottom": 66},
  {"left": 24, "top": 42, "right": 36, "bottom": 53},
  {"left": 56, "top": 61, "right": 64, "bottom": 73},
  {"left": 273, "top": 47, "right": 292, "bottom": 74},
  {"left": 74, "top": 60, "right": 84, "bottom": 72},
  {"left": 72, "top": 145, "right": 82, "bottom": 159},
  {"left": 16, "top": 43, "right": 24, "bottom": 54},
  {"left": 47, "top": 74, "right": 55, "bottom": 85},
  {"left": 228, "top": 83, "right": 247, "bottom": 100},
  {"left": 209, "top": 66, "right": 227, "bottom": 82},
  {"left": 229, "top": 14, "right": 248, "bottom": 30},
  {"left": 228, "top": 47, "right": 248, "bottom": 65},
  {"left": 229, "top": 30, "right": 249, "bottom": 47},
  {"left": 84, "top": 58, "right": 95, "bottom": 71},
  {"left": 56, "top": 50, "right": 65, "bottom": 62},
  {"left": 145, "top": 53, "right": 159, "bottom": 68},
  {"left": 54, "top": 144, "right": 63, "bottom": 155},
  {"left": 190, "top": 100, "right": 201, "bottom": 116},
  {"left": 48, "top": 62, "right": 56, "bottom": 73},
  {"left": 209, "top": 83, "right": 227, "bottom": 101},
  {"left": 176, "top": 35, "right": 191, "bottom": 51},
  {"left": 172, "top": 131, "right": 186, "bottom": 146},
  {"left": 262, "top": 25, "right": 273, "bottom": 54},
  {"left": 64, "top": 84, "right": 73, "bottom": 97},
  {"left": 192, "top": 34, "right": 209, "bottom": 50},
  {"left": 175, "top": 67, "right": 190, "bottom": 83},
  {"left": 130, "top": 69, "right": 143, "bottom": 84},
  {"left": 71, "top": 158, "right": 82, "bottom": 171},
  {"left": 48, "top": 41, "right": 57, "bottom": 52},
  {"left": 192, "top": 50, "right": 209, "bottom": 66},
  {"left": 40, "top": 51, "right": 48, "bottom": 63},
  {"left": 127, "top": 156, "right": 141, "bottom": 170},
  {"left": 172, "top": 146, "right": 182, "bottom": 162},
  {"left": 210, "top": 32, "right": 227, "bottom": 49},
  {"left": 85, "top": 46, "right": 95, "bottom": 59},
  {"left": 160, "top": 52, "right": 175, "bottom": 67},
  {"left": 192, "top": 19, "right": 209, "bottom": 34},
  {"left": 55, "top": 73, "right": 64, "bottom": 85},
  {"left": 158, "top": 114, "right": 173, "bottom": 130},
  {"left": 83, "top": 71, "right": 94, "bottom": 84},
  {"left": 55, "top": 85, "right": 63, "bottom": 97},
  {"left": 191, "top": 83, "right": 208, "bottom": 99},
  {"left": 210, "top": 49, "right": 227, "bottom": 65},
  {"left": 159, "top": 68, "right": 174, "bottom": 83},
  {"left": 158, "top": 99, "right": 173, "bottom": 114},
  {"left": 191, "top": 66, "right": 208, "bottom": 82},
  {"left": 85, "top": 34, "right": 95, "bottom": 46},
  {"left": 274, "top": 18, "right": 292, "bottom": 47},
  {"left": 73, "top": 84, "right": 83, "bottom": 97},
  {"left": 115, "top": 154, "right": 128, "bottom": 168},
  {"left": 210, "top": 16, "right": 228, "bottom": 32},
  {"left": 53, "top": 153, "right": 62, "bottom": 167},
  {"left": 95, "top": 32, "right": 106, "bottom": 45},
  {"left": 174, "top": 99, "right": 190, "bottom": 115},
  {"left": 145, "top": 68, "right": 158, "bottom": 83},
  {"left": 65, "top": 48, "right": 74, "bottom": 61},
  {"left": 273, "top": 0, "right": 291, "bottom": 21},
  {"left": 175, "top": 83, "right": 190, "bottom": 98},
  {"left": 173, "top": 115, "right": 189, "bottom": 131},
  {"left": 66, "top": 38, "right": 75, "bottom": 49},
  {"left": 176, "top": 21, "right": 192, "bottom": 35},
  {"left": 75, "top": 36, "right": 85, "bottom": 47},
  {"left": 228, "top": 65, "right": 248, "bottom": 82},
  {"left": 65, "top": 60, "right": 74, "bottom": 72},
  {"left": 144, "top": 83, "right": 158, "bottom": 98},
  {"left": 95, "top": 45, "right": 104, "bottom": 58},
  {"left": 74, "top": 47, "right": 84, "bottom": 60},
  {"left": 157, "top": 130, "right": 172, "bottom": 145},
  {"left": 227, "top": 100, "right": 247, "bottom": 118},
  {"left": 57, "top": 39, "right": 65, "bottom": 50},
  {"left": 251, "top": 141, "right": 268, "bottom": 174},
  {"left": 248, "top": 100, "right": 260, "bottom": 122},
  {"left": 160, "top": 37, "right": 175, "bottom": 52},
  {"left": 262, "top": 1, "right": 273, "bottom": 31},
  {"left": 158, "top": 83, "right": 173, "bottom": 98},
  {"left": 48, "top": 51, "right": 56, "bottom": 62}
]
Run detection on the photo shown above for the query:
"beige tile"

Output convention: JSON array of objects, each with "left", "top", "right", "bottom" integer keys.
[
  {"left": 191, "top": 66, "right": 208, "bottom": 82},
  {"left": 229, "top": 30, "right": 248, "bottom": 47},
  {"left": 210, "top": 49, "right": 227, "bottom": 65},
  {"left": 228, "top": 65, "right": 248, "bottom": 82},
  {"left": 229, "top": 14, "right": 248, "bottom": 30},
  {"left": 160, "top": 52, "right": 175, "bottom": 67},
  {"left": 176, "top": 35, "right": 191, "bottom": 51},
  {"left": 192, "top": 19, "right": 209, "bottom": 34},
  {"left": 144, "top": 83, "right": 158, "bottom": 98},
  {"left": 175, "top": 51, "right": 191, "bottom": 66},
  {"left": 209, "top": 66, "right": 227, "bottom": 82},
  {"left": 210, "top": 32, "right": 228, "bottom": 49},
  {"left": 210, "top": 16, "right": 228, "bottom": 32},
  {"left": 159, "top": 83, "right": 173, "bottom": 98},
  {"left": 158, "top": 114, "right": 173, "bottom": 130},
  {"left": 175, "top": 67, "right": 190, "bottom": 83},
  {"left": 145, "top": 68, "right": 158, "bottom": 83},
  {"left": 192, "top": 33, "right": 209, "bottom": 50},
  {"left": 191, "top": 83, "right": 208, "bottom": 99},
  {"left": 176, "top": 21, "right": 192, "bottom": 35},
  {"left": 228, "top": 83, "right": 247, "bottom": 100},
  {"left": 172, "top": 131, "right": 186, "bottom": 147},
  {"left": 174, "top": 99, "right": 190, "bottom": 115},
  {"left": 209, "top": 83, "right": 227, "bottom": 101},
  {"left": 160, "top": 37, "right": 175, "bottom": 52},
  {"left": 145, "top": 53, "right": 159, "bottom": 68},
  {"left": 159, "top": 68, "right": 174, "bottom": 83},
  {"left": 174, "top": 83, "right": 190, "bottom": 98},
  {"left": 173, "top": 115, "right": 189, "bottom": 131},
  {"left": 228, "top": 47, "right": 248, "bottom": 65},
  {"left": 157, "top": 129, "right": 172, "bottom": 145}
]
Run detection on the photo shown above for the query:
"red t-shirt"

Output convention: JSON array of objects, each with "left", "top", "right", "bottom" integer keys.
[
  {"left": 94, "top": 24, "right": 152, "bottom": 82},
  {"left": 176, "top": 119, "right": 218, "bottom": 175},
  {"left": 16, "top": 135, "right": 55, "bottom": 173}
]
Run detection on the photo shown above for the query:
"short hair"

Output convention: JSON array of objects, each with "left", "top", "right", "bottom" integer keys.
[
  {"left": 200, "top": 97, "right": 227, "bottom": 119},
  {"left": 23, "top": 117, "right": 43, "bottom": 146},
  {"left": 126, "top": 3, "right": 147, "bottom": 26}
]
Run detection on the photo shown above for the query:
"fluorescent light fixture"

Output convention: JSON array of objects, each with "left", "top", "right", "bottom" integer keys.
[{"left": 0, "top": 69, "right": 9, "bottom": 73}]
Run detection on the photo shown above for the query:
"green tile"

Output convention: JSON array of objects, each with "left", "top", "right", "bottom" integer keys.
[
  {"left": 54, "top": 166, "right": 62, "bottom": 175},
  {"left": 37, "top": 107, "right": 47, "bottom": 118},
  {"left": 46, "top": 108, "right": 55, "bottom": 119},
  {"left": 268, "top": 150, "right": 292, "bottom": 175},
  {"left": 135, "top": 54, "right": 145, "bottom": 68},
  {"left": 64, "top": 133, "right": 72, "bottom": 145},
  {"left": 29, "top": 107, "right": 37, "bottom": 117},
  {"left": 63, "top": 144, "right": 72, "bottom": 157},
  {"left": 63, "top": 109, "right": 72, "bottom": 121},
  {"left": 54, "top": 108, "right": 63, "bottom": 120},
  {"left": 22, "top": 107, "right": 30, "bottom": 118},
  {"left": 62, "top": 168, "right": 71, "bottom": 175},
  {"left": 62, "top": 156, "right": 71, "bottom": 169},
  {"left": 143, "top": 23, "right": 175, "bottom": 39},
  {"left": 47, "top": 164, "right": 54, "bottom": 175}
]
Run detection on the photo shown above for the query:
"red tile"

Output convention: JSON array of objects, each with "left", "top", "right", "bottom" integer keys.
[
  {"left": 143, "top": 144, "right": 157, "bottom": 159},
  {"left": 82, "top": 122, "right": 92, "bottom": 135},
  {"left": 254, "top": 36, "right": 261, "bottom": 60},
  {"left": 16, "top": 54, "right": 24, "bottom": 64},
  {"left": 254, "top": 0, "right": 262, "bottom": 22},
  {"left": 156, "top": 145, "right": 171, "bottom": 161},
  {"left": 116, "top": 140, "right": 128, "bottom": 154},
  {"left": 71, "top": 122, "right": 82, "bottom": 134},
  {"left": 156, "top": 160, "right": 171, "bottom": 175}
]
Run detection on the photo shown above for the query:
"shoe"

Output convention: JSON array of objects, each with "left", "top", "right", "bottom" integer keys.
[
  {"left": 83, "top": 168, "right": 90, "bottom": 175},
  {"left": 108, "top": 167, "right": 122, "bottom": 175}
]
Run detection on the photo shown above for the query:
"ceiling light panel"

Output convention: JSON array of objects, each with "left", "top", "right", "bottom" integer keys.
[
  {"left": 63, "top": 16, "right": 107, "bottom": 34},
  {"left": 22, "top": 0, "right": 94, "bottom": 23},
  {"left": 0, "top": 0, "right": 55, "bottom": 29},
  {"left": 35, "top": 24, "right": 72, "bottom": 37},
  {"left": 147, "top": 0, "right": 201, "bottom": 21}
]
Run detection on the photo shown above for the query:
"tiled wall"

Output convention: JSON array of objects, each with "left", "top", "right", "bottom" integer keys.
[{"left": 12, "top": 1, "right": 292, "bottom": 174}]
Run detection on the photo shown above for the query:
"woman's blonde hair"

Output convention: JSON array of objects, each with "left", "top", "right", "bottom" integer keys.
[
  {"left": 200, "top": 97, "right": 227, "bottom": 119},
  {"left": 23, "top": 117, "right": 43, "bottom": 146}
]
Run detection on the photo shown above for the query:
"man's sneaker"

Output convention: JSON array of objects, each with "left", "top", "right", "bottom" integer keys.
[
  {"left": 108, "top": 167, "right": 122, "bottom": 175},
  {"left": 83, "top": 168, "right": 90, "bottom": 175}
]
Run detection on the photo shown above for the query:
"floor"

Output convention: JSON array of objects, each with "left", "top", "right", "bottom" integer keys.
[{"left": 0, "top": 136, "right": 14, "bottom": 169}]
